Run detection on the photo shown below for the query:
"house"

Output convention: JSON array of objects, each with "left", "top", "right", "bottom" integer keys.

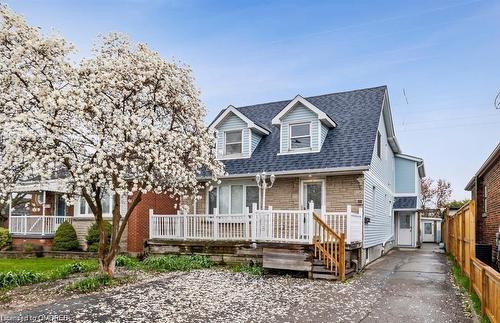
[
  {"left": 8, "top": 85, "right": 425, "bottom": 279},
  {"left": 148, "top": 86, "right": 425, "bottom": 272},
  {"left": 465, "top": 142, "right": 500, "bottom": 270},
  {"left": 7, "top": 177, "right": 177, "bottom": 253}
]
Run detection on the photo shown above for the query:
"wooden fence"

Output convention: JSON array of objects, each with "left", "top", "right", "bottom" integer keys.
[{"left": 444, "top": 200, "right": 499, "bottom": 323}]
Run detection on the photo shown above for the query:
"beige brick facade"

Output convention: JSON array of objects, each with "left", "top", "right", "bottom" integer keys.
[{"left": 193, "top": 174, "right": 364, "bottom": 213}]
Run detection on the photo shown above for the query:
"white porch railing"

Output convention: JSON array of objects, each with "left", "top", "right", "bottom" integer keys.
[
  {"left": 150, "top": 204, "right": 362, "bottom": 244},
  {"left": 9, "top": 216, "right": 73, "bottom": 236},
  {"left": 322, "top": 206, "right": 363, "bottom": 244}
]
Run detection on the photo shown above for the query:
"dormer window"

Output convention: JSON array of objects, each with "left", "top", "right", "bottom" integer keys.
[
  {"left": 290, "top": 122, "right": 311, "bottom": 150},
  {"left": 224, "top": 130, "right": 243, "bottom": 156}
]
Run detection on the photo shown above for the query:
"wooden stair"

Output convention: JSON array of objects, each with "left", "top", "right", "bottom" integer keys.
[{"left": 311, "top": 212, "right": 348, "bottom": 281}]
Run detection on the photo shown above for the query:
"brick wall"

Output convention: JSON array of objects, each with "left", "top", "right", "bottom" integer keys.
[
  {"left": 325, "top": 175, "right": 364, "bottom": 213},
  {"left": 265, "top": 178, "right": 300, "bottom": 209},
  {"left": 12, "top": 237, "right": 53, "bottom": 251},
  {"left": 475, "top": 157, "right": 500, "bottom": 264},
  {"left": 127, "top": 192, "right": 177, "bottom": 253}
]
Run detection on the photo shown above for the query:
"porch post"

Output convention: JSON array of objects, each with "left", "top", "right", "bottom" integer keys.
[
  {"left": 182, "top": 209, "right": 188, "bottom": 240},
  {"left": 346, "top": 205, "right": 352, "bottom": 244},
  {"left": 149, "top": 209, "right": 154, "bottom": 239},
  {"left": 245, "top": 206, "right": 250, "bottom": 240},
  {"left": 251, "top": 203, "right": 257, "bottom": 242},
  {"left": 41, "top": 191, "right": 46, "bottom": 236},
  {"left": 308, "top": 201, "right": 314, "bottom": 244},
  {"left": 213, "top": 207, "right": 219, "bottom": 240}
]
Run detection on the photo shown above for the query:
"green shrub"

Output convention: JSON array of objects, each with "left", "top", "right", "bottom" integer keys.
[
  {"left": 67, "top": 274, "right": 114, "bottom": 293},
  {"left": 52, "top": 221, "right": 80, "bottom": 251},
  {"left": 142, "top": 255, "right": 212, "bottom": 272},
  {"left": 230, "top": 263, "right": 264, "bottom": 276},
  {"left": 115, "top": 255, "right": 138, "bottom": 268},
  {"left": 48, "top": 261, "right": 98, "bottom": 280},
  {"left": 0, "top": 271, "right": 45, "bottom": 288},
  {"left": 85, "top": 221, "right": 112, "bottom": 252},
  {"left": 0, "top": 228, "right": 11, "bottom": 250}
]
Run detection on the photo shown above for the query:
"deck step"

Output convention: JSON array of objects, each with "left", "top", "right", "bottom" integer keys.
[{"left": 311, "top": 272, "right": 339, "bottom": 280}]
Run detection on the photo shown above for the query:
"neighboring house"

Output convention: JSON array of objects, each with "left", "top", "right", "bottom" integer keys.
[
  {"left": 417, "top": 209, "right": 443, "bottom": 244},
  {"left": 465, "top": 143, "right": 500, "bottom": 270},
  {"left": 8, "top": 178, "right": 177, "bottom": 253},
  {"left": 181, "top": 85, "right": 425, "bottom": 267}
]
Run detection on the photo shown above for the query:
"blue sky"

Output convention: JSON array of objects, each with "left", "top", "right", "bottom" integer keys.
[{"left": 6, "top": 0, "right": 500, "bottom": 200}]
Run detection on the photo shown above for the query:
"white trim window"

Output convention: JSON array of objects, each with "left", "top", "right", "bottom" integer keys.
[
  {"left": 224, "top": 130, "right": 243, "bottom": 156},
  {"left": 79, "top": 196, "right": 113, "bottom": 217},
  {"left": 207, "top": 185, "right": 259, "bottom": 214},
  {"left": 289, "top": 122, "right": 311, "bottom": 150}
]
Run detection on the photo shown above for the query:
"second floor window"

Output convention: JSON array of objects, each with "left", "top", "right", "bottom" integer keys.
[
  {"left": 290, "top": 123, "right": 311, "bottom": 150},
  {"left": 376, "top": 131, "right": 381, "bottom": 158},
  {"left": 224, "top": 130, "right": 242, "bottom": 156}
]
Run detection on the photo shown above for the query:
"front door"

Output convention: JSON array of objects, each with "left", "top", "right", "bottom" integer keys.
[
  {"left": 422, "top": 221, "right": 435, "bottom": 242},
  {"left": 301, "top": 180, "right": 323, "bottom": 212},
  {"left": 398, "top": 213, "right": 413, "bottom": 246},
  {"left": 56, "top": 195, "right": 66, "bottom": 217}
]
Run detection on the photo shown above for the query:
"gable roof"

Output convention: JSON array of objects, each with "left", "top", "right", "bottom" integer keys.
[
  {"left": 209, "top": 105, "right": 270, "bottom": 135},
  {"left": 271, "top": 95, "right": 337, "bottom": 127},
  {"left": 209, "top": 86, "right": 396, "bottom": 177},
  {"left": 465, "top": 142, "right": 500, "bottom": 190}
]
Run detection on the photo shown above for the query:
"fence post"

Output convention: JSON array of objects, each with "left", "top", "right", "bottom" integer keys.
[
  {"left": 268, "top": 206, "right": 273, "bottom": 239},
  {"left": 308, "top": 201, "right": 315, "bottom": 244},
  {"left": 213, "top": 207, "right": 219, "bottom": 240},
  {"left": 339, "top": 233, "right": 346, "bottom": 281},
  {"left": 24, "top": 216, "right": 27, "bottom": 235},
  {"left": 480, "top": 266, "right": 487, "bottom": 315},
  {"left": 245, "top": 206, "right": 250, "bottom": 240},
  {"left": 346, "top": 205, "right": 352, "bottom": 244},
  {"left": 149, "top": 209, "right": 154, "bottom": 238},
  {"left": 182, "top": 209, "right": 188, "bottom": 240},
  {"left": 251, "top": 203, "right": 257, "bottom": 242}
]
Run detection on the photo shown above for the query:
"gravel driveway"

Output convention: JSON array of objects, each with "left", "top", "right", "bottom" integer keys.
[{"left": 6, "top": 247, "right": 470, "bottom": 323}]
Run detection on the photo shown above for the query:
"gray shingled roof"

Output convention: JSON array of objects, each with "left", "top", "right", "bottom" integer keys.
[
  {"left": 393, "top": 196, "right": 417, "bottom": 210},
  {"left": 214, "top": 86, "right": 387, "bottom": 176}
]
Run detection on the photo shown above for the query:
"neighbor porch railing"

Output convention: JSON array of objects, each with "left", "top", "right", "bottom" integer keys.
[
  {"left": 9, "top": 216, "right": 73, "bottom": 236},
  {"left": 149, "top": 203, "right": 362, "bottom": 244}
]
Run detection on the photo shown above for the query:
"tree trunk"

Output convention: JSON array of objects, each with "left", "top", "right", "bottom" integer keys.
[{"left": 99, "top": 251, "right": 117, "bottom": 276}]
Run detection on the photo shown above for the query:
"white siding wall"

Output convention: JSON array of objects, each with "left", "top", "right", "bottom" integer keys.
[
  {"left": 363, "top": 110, "right": 396, "bottom": 248},
  {"left": 251, "top": 131, "right": 262, "bottom": 153},
  {"left": 320, "top": 123, "right": 329, "bottom": 147},
  {"left": 216, "top": 113, "right": 250, "bottom": 159},
  {"left": 280, "top": 104, "right": 321, "bottom": 153}
]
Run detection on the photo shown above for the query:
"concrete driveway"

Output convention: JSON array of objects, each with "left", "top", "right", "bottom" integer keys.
[
  {"left": 5, "top": 245, "right": 470, "bottom": 323},
  {"left": 359, "top": 244, "right": 471, "bottom": 322}
]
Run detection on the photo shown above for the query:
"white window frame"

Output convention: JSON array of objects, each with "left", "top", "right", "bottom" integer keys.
[
  {"left": 289, "top": 122, "right": 312, "bottom": 151},
  {"left": 206, "top": 184, "right": 259, "bottom": 215},
  {"left": 224, "top": 129, "right": 243, "bottom": 157},
  {"left": 76, "top": 192, "right": 118, "bottom": 217}
]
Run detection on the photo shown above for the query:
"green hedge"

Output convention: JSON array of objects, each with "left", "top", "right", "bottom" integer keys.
[
  {"left": 52, "top": 221, "right": 80, "bottom": 251},
  {"left": 0, "top": 228, "right": 11, "bottom": 251},
  {"left": 86, "top": 221, "right": 112, "bottom": 252}
]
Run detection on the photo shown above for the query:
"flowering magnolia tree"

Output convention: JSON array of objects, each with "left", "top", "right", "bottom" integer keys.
[{"left": 0, "top": 7, "right": 223, "bottom": 275}]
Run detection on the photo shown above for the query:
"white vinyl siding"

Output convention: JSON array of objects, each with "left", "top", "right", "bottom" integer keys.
[
  {"left": 363, "top": 108, "right": 396, "bottom": 248},
  {"left": 280, "top": 104, "right": 321, "bottom": 153},
  {"left": 251, "top": 131, "right": 262, "bottom": 153},
  {"left": 215, "top": 112, "right": 251, "bottom": 159},
  {"left": 320, "top": 123, "right": 329, "bottom": 146}
]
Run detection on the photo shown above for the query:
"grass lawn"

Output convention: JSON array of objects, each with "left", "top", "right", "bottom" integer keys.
[{"left": 0, "top": 258, "right": 97, "bottom": 273}]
